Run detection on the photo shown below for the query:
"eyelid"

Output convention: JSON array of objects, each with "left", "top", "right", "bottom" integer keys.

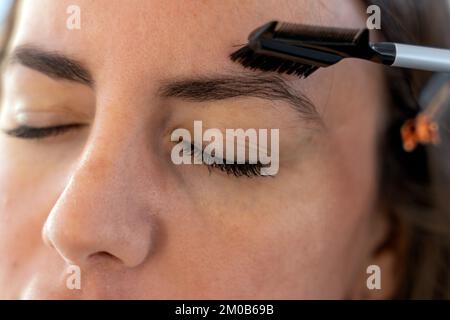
[
  {"left": 3, "top": 124, "right": 85, "bottom": 139},
  {"left": 181, "top": 140, "right": 263, "bottom": 167},
  {"left": 12, "top": 110, "right": 85, "bottom": 127},
  {"left": 181, "top": 141, "right": 265, "bottom": 178},
  {"left": 181, "top": 140, "right": 228, "bottom": 163},
  {"left": 180, "top": 138, "right": 264, "bottom": 164}
]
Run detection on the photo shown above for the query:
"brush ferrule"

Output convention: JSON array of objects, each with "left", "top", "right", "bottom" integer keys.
[{"left": 370, "top": 43, "right": 396, "bottom": 65}]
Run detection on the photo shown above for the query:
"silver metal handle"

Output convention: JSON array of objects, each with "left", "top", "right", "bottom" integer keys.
[{"left": 393, "top": 43, "right": 450, "bottom": 72}]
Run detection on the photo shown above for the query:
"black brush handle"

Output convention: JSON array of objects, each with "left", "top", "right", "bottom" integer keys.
[{"left": 252, "top": 38, "right": 343, "bottom": 67}]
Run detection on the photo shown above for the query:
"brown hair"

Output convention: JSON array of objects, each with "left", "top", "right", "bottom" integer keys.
[
  {"left": 1, "top": 0, "right": 450, "bottom": 299},
  {"left": 364, "top": 0, "right": 450, "bottom": 299}
]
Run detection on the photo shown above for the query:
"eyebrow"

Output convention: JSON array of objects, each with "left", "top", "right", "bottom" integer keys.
[
  {"left": 9, "top": 45, "right": 94, "bottom": 86},
  {"left": 8, "top": 46, "right": 318, "bottom": 120},
  {"left": 159, "top": 74, "right": 319, "bottom": 120}
]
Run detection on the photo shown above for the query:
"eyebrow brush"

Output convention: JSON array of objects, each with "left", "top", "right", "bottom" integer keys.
[{"left": 231, "top": 21, "right": 450, "bottom": 78}]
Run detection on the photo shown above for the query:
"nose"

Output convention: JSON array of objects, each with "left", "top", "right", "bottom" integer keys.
[{"left": 42, "top": 129, "right": 157, "bottom": 268}]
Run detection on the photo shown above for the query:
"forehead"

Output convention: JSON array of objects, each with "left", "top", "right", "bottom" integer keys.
[{"left": 11, "top": 0, "right": 366, "bottom": 81}]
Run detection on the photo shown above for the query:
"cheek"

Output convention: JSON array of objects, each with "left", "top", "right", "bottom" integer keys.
[
  {"left": 160, "top": 164, "right": 373, "bottom": 299},
  {"left": 0, "top": 139, "right": 68, "bottom": 296},
  {"left": 0, "top": 140, "right": 40, "bottom": 242},
  {"left": 242, "top": 140, "right": 377, "bottom": 298},
  {"left": 0, "top": 144, "right": 36, "bottom": 295}
]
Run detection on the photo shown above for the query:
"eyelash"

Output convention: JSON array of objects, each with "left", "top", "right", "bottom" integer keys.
[
  {"left": 184, "top": 143, "right": 265, "bottom": 178},
  {"left": 4, "top": 126, "right": 266, "bottom": 178},
  {"left": 4, "top": 124, "right": 83, "bottom": 139}
]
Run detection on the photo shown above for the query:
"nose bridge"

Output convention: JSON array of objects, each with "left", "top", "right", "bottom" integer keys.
[
  {"left": 42, "top": 116, "right": 155, "bottom": 268},
  {"left": 67, "top": 108, "right": 144, "bottom": 213},
  {"left": 78, "top": 130, "right": 135, "bottom": 188}
]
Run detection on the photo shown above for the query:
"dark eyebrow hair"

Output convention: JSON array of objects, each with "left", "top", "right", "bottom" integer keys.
[
  {"left": 8, "top": 45, "right": 93, "bottom": 86},
  {"left": 7, "top": 46, "right": 318, "bottom": 120},
  {"left": 158, "top": 73, "right": 320, "bottom": 120}
]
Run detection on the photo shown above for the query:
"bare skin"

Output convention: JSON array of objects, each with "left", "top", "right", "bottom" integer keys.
[{"left": 0, "top": 0, "right": 396, "bottom": 299}]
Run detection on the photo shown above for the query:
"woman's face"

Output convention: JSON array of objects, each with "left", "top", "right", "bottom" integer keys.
[{"left": 0, "top": 0, "right": 394, "bottom": 299}]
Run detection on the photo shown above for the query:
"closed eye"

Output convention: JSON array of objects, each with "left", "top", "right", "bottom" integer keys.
[
  {"left": 3, "top": 124, "right": 85, "bottom": 139},
  {"left": 184, "top": 142, "right": 267, "bottom": 178}
]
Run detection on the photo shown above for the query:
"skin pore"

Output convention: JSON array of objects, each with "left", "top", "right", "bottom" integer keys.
[{"left": 0, "top": 0, "right": 396, "bottom": 299}]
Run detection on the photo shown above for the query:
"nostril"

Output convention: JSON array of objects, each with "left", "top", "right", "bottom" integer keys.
[{"left": 88, "top": 251, "right": 122, "bottom": 263}]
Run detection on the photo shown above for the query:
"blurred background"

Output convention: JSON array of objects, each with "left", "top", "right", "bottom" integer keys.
[{"left": 0, "top": 0, "right": 14, "bottom": 54}]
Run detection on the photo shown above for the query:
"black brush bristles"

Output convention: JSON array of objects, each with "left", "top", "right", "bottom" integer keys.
[{"left": 230, "top": 45, "right": 319, "bottom": 79}]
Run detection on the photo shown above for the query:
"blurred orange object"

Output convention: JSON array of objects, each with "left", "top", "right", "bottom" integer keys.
[
  {"left": 401, "top": 114, "right": 439, "bottom": 152},
  {"left": 401, "top": 78, "right": 449, "bottom": 152}
]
